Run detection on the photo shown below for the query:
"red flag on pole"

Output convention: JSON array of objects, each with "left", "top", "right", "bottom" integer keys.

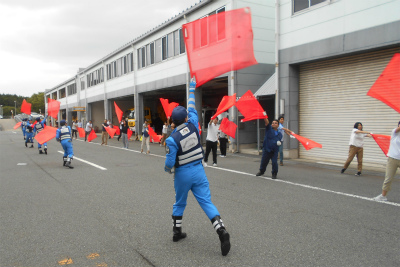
[
  {"left": 219, "top": 118, "right": 237, "bottom": 139},
  {"left": 160, "top": 98, "right": 179, "bottom": 119},
  {"left": 371, "top": 134, "right": 391, "bottom": 157},
  {"left": 290, "top": 132, "right": 322, "bottom": 150},
  {"left": 182, "top": 7, "right": 258, "bottom": 87},
  {"left": 114, "top": 102, "right": 124, "bottom": 123},
  {"left": 211, "top": 94, "right": 236, "bottom": 120},
  {"left": 88, "top": 129, "right": 97, "bottom": 142},
  {"left": 147, "top": 126, "right": 162, "bottom": 143},
  {"left": 198, "top": 122, "right": 202, "bottom": 135},
  {"left": 21, "top": 99, "right": 31, "bottom": 115},
  {"left": 77, "top": 127, "right": 86, "bottom": 138},
  {"left": 367, "top": 53, "right": 400, "bottom": 113},
  {"left": 34, "top": 126, "right": 57, "bottom": 145},
  {"left": 127, "top": 128, "right": 133, "bottom": 139},
  {"left": 113, "top": 125, "right": 120, "bottom": 135},
  {"left": 105, "top": 126, "right": 117, "bottom": 139},
  {"left": 47, "top": 98, "right": 61, "bottom": 119},
  {"left": 13, "top": 122, "right": 22, "bottom": 129},
  {"left": 235, "top": 90, "right": 267, "bottom": 122}
]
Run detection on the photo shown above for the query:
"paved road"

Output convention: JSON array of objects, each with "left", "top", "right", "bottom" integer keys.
[{"left": 1, "top": 119, "right": 399, "bottom": 266}]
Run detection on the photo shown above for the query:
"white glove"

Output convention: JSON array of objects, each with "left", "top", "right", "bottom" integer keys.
[
  {"left": 290, "top": 135, "right": 295, "bottom": 139},
  {"left": 277, "top": 141, "right": 281, "bottom": 146}
]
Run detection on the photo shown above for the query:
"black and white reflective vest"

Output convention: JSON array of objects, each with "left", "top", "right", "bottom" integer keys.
[
  {"left": 170, "top": 123, "right": 204, "bottom": 168},
  {"left": 35, "top": 122, "right": 44, "bottom": 133},
  {"left": 60, "top": 126, "right": 71, "bottom": 141}
]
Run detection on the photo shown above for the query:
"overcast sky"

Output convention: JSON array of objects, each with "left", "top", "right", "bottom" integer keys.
[{"left": 0, "top": 0, "right": 200, "bottom": 97}]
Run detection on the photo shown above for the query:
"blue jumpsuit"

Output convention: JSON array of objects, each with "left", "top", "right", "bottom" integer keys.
[
  {"left": 259, "top": 124, "right": 282, "bottom": 175},
  {"left": 165, "top": 88, "right": 219, "bottom": 220},
  {"left": 33, "top": 117, "right": 48, "bottom": 149},
  {"left": 25, "top": 122, "right": 34, "bottom": 145},
  {"left": 22, "top": 120, "right": 26, "bottom": 139},
  {"left": 56, "top": 126, "right": 74, "bottom": 159}
]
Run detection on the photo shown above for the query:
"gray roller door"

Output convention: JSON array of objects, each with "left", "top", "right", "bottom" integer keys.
[{"left": 299, "top": 47, "right": 400, "bottom": 166}]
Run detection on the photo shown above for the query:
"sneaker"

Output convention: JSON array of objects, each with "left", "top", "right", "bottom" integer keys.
[
  {"left": 373, "top": 194, "right": 387, "bottom": 202},
  {"left": 341, "top": 168, "right": 346, "bottom": 174},
  {"left": 256, "top": 171, "right": 264, "bottom": 176},
  {"left": 355, "top": 172, "right": 361, "bottom": 176},
  {"left": 272, "top": 173, "right": 277, "bottom": 179},
  {"left": 219, "top": 155, "right": 224, "bottom": 158},
  {"left": 213, "top": 163, "right": 217, "bottom": 167},
  {"left": 203, "top": 162, "right": 208, "bottom": 167}
]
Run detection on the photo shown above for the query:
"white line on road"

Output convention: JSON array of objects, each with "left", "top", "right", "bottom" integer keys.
[{"left": 57, "top": 151, "right": 107, "bottom": 170}]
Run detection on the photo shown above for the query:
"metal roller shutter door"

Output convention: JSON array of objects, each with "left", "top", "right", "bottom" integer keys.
[{"left": 299, "top": 47, "right": 400, "bottom": 166}]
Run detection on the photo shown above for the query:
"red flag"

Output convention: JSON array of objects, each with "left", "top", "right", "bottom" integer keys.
[
  {"left": 34, "top": 126, "right": 57, "bottom": 145},
  {"left": 30, "top": 121, "right": 37, "bottom": 128},
  {"left": 198, "top": 122, "right": 202, "bottom": 135},
  {"left": 47, "top": 98, "right": 61, "bottom": 119},
  {"left": 211, "top": 94, "right": 236, "bottom": 120},
  {"left": 14, "top": 122, "right": 22, "bottom": 129},
  {"left": 183, "top": 7, "right": 258, "bottom": 87},
  {"left": 88, "top": 129, "right": 97, "bottom": 142},
  {"left": 114, "top": 102, "right": 124, "bottom": 123},
  {"left": 113, "top": 125, "right": 120, "bottom": 135},
  {"left": 160, "top": 98, "right": 179, "bottom": 118},
  {"left": 105, "top": 126, "right": 117, "bottom": 139},
  {"left": 147, "top": 126, "right": 162, "bottom": 143},
  {"left": 77, "top": 127, "right": 86, "bottom": 138},
  {"left": 127, "top": 128, "right": 133, "bottom": 139},
  {"left": 367, "top": 53, "right": 400, "bottom": 113},
  {"left": 371, "top": 134, "right": 391, "bottom": 157},
  {"left": 291, "top": 132, "right": 322, "bottom": 150},
  {"left": 219, "top": 118, "right": 237, "bottom": 139},
  {"left": 235, "top": 90, "right": 267, "bottom": 122},
  {"left": 21, "top": 99, "right": 31, "bottom": 115}
]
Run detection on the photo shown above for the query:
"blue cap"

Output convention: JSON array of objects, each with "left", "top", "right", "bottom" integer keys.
[
  {"left": 36, "top": 117, "right": 40, "bottom": 121},
  {"left": 171, "top": 106, "right": 187, "bottom": 123},
  {"left": 60, "top": 120, "right": 66, "bottom": 126}
]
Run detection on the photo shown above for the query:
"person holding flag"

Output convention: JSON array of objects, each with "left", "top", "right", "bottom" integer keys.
[
  {"left": 25, "top": 118, "right": 35, "bottom": 148},
  {"left": 33, "top": 116, "right": 48, "bottom": 154},
  {"left": 21, "top": 118, "right": 28, "bottom": 140},
  {"left": 373, "top": 121, "right": 400, "bottom": 202},
  {"left": 164, "top": 79, "right": 231, "bottom": 256},
  {"left": 56, "top": 120, "right": 74, "bottom": 169}
]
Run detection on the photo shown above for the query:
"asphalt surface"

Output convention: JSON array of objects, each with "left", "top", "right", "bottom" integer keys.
[{"left": 1, "top": 119, "right": 399, "bottom": 267}]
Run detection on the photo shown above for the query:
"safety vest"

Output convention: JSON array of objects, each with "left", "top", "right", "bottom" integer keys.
[
  {"left": 170, "top": 122, "right": 203, "bottom": 167},
  {"left": 35, "top": 122, "right": 44, "bottom": 133},
  {"left": 26, "top": 123, "right": 33, "bottom": 132},
  {"left": 60, "top": 126, "right": 71, "bottom": 141}
]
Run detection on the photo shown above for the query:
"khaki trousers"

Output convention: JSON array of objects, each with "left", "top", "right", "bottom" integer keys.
[
  {"left": 343, "top": 145, "right": 363, "bottom": 172},
  {"left": 101, "top": 131, "right": 108, "bottom": 145},
  {"left": 382, "top": 157, "right": 400, "bottom": 192}
]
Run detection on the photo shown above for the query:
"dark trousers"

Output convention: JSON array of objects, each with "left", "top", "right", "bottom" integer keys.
[
  {"left": 204, "top": 140, "right": 218, "bottom": 164},
  {"left": 85, "top": 131, "right": 90, "bottom": 141},
  {"left": 219, "top": 138, "right": 228, "bottom": 156},
  {"left": 72, "top": 129, "right": 77, "bottom": 138},
  {"left": 259, "top": 149, "right": 278, "bottom": 175}
]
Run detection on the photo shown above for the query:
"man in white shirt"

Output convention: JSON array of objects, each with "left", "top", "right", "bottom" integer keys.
[
  {"left": 85, "top": 120, "right": 93, "bottom": 142},
  {"left": 204, "top": 118, "right": 219, "bottom": 167},
  {"left": 374, "top": 121, "right": 400, "bottom": 202}
]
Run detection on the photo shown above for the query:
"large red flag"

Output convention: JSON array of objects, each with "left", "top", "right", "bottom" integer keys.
[
  {"left": 235, "top": 90, "right": 267, "bottom": 122},
  {"left": 211, "top": 94, "right": 236, "bottom": 120},
  {"left": 127, "top": 128, "right": 133, "bottom": 139},
  {"left": 77, "top": 127, "right": 86, "bottom": 138},
  {"left": 160, "top": 98, "right": 179, "bottom": 119},
  {"left": 47, "top": 98, "right": 61, "bottom": 119},
  {"left": 113, "top": 125, "right": 120, "bottom": 135},
  {"left": 13, "top": 122, "right": 22, "bottom": 129},
  {"left": 114, "top": 102, "right": 123, "bottom": 123},
  {"left": 34, "top": 126, "right": 57, "bottom": 145},
  {"left": 183, "top": 7, "right": 258, "bottom": 87},
  {"left": 105, "top": 126, "right": 117, "bottom": 138},
  {"left": 291, "top": 132, "right": 322, "bottom": 150},
  {"left": 371, "top": 134, "right": 391, "bottom": 157},
  {"left": 21, "top": 99, "right": 31, "bottom": 115},
  {"left": 367, "top": 53, "right": 400, "bottom": 113},
  {"left": 219, "top": 118, "right": 237, "bottom": 139},
  {"left": 88, "top": 129, "right": 97, "bottom": 142},
  {"left": 147, "top": 126, "right": 162, "bottom": 143}
]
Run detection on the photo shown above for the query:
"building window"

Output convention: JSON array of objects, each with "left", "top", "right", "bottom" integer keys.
[
  {"left": 179, "top": 28, "right": 185, "bottom": 54},
  {"left": 80, "top": 77, "right": 85, "bottom": 90},
  {"left": 155, "top": 38, "right": 162, "bottom": 63},
  {"left": 59, "top": 88, "right": 66, "bottom": 99},
  {"left": 167, "top": 32, "right": 174, "bottom": 59},
  {"left": 67, "top": 83, "right": 77, "bottom": 95},
  {"left": 162, "top": 36, "right": 167, "bottom": 60},
  {"left": 293, "top": 0, "right": 326, "bottom": 13}
]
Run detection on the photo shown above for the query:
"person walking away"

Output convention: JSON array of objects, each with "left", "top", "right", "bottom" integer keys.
[
  {"left": 219, "top": 126, "right": 228, "bottom": 158},
  {"left": 85, "top": 120, "right": 93, "bottom": 141},
  {"left": 164, "top": 79, "right": 230, "bottom": 256},
  {"left": 341, "top": 122, "right": 371, "bottom": 176},
  {"left": 141, "top": 120, "right": 150, "bottom": 153},
  {"left": 204, "top": 117, "right": 219, "bottom": 167},
  {"left": 33, "top": 116, "right": 48, "bottom": 154},
  {"left": 56, "top": 120, "right": 74, "bottom": 169},
  {"left": 25, "top": 118, "right": 34, "bottom": 148},
  {"left": 101, "top": 120, "right": 109, "bottom": 145},
  {"left": 22, "top": 118, "right": 27, "bottom": 140},
  {"left": 120, "top": 120, "right": 129, "bottom": 149},
  {"left": 278, "top": 116, "right": 285, "bottom": 166},
  {"left": 373, "top": 121, "right": 400, "bottom": 202},
  {"left": 72, "top": 120, "right": 78, "bottom": 139}
]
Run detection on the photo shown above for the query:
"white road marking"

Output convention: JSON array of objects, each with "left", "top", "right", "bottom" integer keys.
[
  {"left": 17, "top": 163, "right": 27, "bottom": 165},
  {"left": 57, "top": 151, "right": 107, "bottom": 170}
]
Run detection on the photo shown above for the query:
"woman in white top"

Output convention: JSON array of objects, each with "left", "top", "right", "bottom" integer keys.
[
  {"left": 341, "top": 122, "right": 371, "bottom": 176},
  {"left": 72, "top": 120, "right": 78, "bottom": 139},
  {"left": 204, "top": 117, "right": 219, "bottom": 167}
]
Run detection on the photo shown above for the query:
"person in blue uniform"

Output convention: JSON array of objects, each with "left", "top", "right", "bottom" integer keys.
[
  {"left": 25, "top": 118, "right": 34, "bottom": 148},
  {"left": 33, "top": 116, "right": 48, "bottom": 154},
  {"left": 56, "top": 120, "right": 74, "bottom": 168},
  {"left": 256, "top": 117, "right": 284, "bottom": 179},
  {"left": 164, "top": 79, "right": 231, "bottom": 256},
  {"left": 21, "top": 118, "right": 27, "bottom": 140}
]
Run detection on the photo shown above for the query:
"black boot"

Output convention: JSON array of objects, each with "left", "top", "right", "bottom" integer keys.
[
  {"left": 172, "top": 216, "right": 187, "bottom": 242},
  {"left": 39, "top": 150, "right": 44, "bottom": 154},
  {"left": 44, "top": 147, "right": 47, "bottom": 154},
  {"left": 25, "top": 142, "right": 27, "bottom": 147},
  {"left": 65, "top": 157, "right": 74, "bottom": 169},
  {"left": 211, "top": 216, "right": 230, "bottom": 256},
  {"left": 63, "top": 157, "right": 67, "bottom": 166}
]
